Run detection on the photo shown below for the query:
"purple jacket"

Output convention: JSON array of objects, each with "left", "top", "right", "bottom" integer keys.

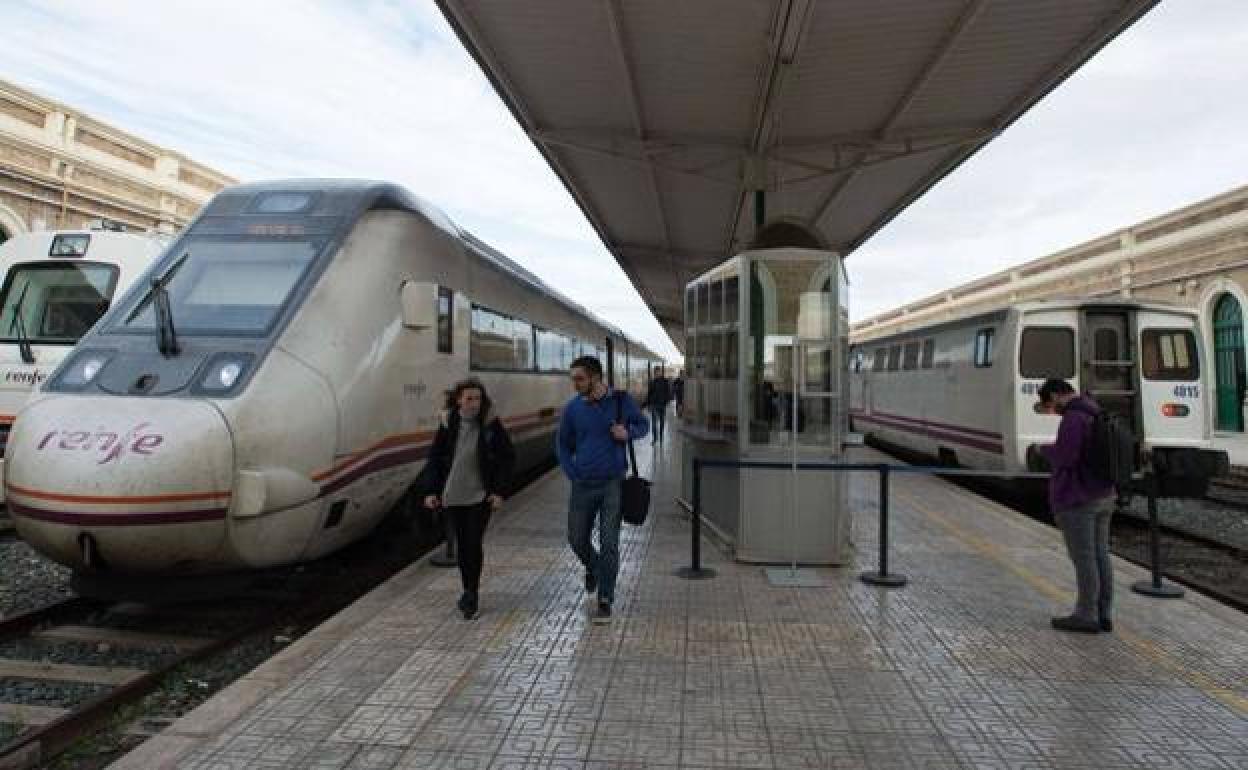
[{"left": 1039, "top": 395, "right": 1115, "bottom": 512}]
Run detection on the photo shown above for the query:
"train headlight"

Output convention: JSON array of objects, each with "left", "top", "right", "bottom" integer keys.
[
  {"left": 194, "top": 354, "right": 254, "bottom": 396},
  {"left": 53, "top": 350, "right": 113, "bottom": 390}
]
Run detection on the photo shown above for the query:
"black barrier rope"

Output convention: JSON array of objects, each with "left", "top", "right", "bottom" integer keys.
[{"left": 678, "top": 458, "right": 1190, "bottom": 600}]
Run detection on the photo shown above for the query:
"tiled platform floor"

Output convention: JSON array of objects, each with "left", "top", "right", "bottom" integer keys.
[{"left": 114, "top": 439, "right": 1248, "bottom": 769}]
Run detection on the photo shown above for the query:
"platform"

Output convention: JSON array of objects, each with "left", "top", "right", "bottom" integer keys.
[{"left": 113, "top": 440, "right": 1248, "bottom": 769}]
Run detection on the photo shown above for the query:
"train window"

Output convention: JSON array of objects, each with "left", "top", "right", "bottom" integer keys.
[
  {"left": 872, "top": 348, "right": 886, "bottom": 372},
  {"left": 536, "top": 328, "right": 562, "bottom": 372},
  {"left": 470, "top": 305, "right": 513, "bottom": 370},
  {"left": 902, "top": 341, "right": 920, "bottom": 370},
  {"left": 974, "top": 328, "right": 995, "bottom": 367},
  {"left": 887, "top": 344, "right": 902, "bottom": 371},
  {"left": 1141, "top": 329, "right": 1199, "bottom": 381},
  {"left": 920, "top": 339, "right": 935, "bottom": 369},
  {"left": 514, "top": 319, "right": 535, "bottom": 370},
  {"left": 436, "top": 286, "right": 452, "bottom": 354},
  {"left": 1020, "top": 327, "right": 1073, "bottom": 378}
]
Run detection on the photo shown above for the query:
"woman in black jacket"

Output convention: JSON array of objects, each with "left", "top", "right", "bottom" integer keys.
[{"left": 419, "top": 378, "right": 515, "bottom": 619}]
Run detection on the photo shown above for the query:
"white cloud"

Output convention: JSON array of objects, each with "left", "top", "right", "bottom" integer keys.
[
  {"left": 848, "top": 0, "right": 1248, "bottom": 321},
  {"left": 0, "top": 0, "right": 678, "bottom": 358},
  {"left": 4, "top": 1, "right": 1245, "bottom": 354}
]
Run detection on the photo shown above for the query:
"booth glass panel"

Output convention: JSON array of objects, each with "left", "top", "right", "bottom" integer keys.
[{"left": 747, "top": 256, "right": 838, "bottom": 449}]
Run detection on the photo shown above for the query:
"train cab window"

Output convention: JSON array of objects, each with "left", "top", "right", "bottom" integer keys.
[
  {"left": 920, "top": 339, "right": 935, "bottom": 369},
  {"left": 902, "top": 341, "right": 920, "bottom": 370},
  {"left": 118, "top": 240, "right": 320, "bottom": 335},
  {"left": 0, "top": 262, "right": 118, "bottom": 345},
  {"left": 872, "top": 347, "right": 887, "bottom": 372},
  {"left": 974, "top": 328, "right": 995, "bottom": 367},
  {"left": 1141, "top": 329, "right": 1199, "bottom": 381},
  {"left": 887, "top": 344, "right": 902, "bottom": 371},
  {"left": 436, "top": 286, "right": 452, "bottom": 354},
  {"left": 1020, "top": 327, "right": 1074, "bottom": 378}
]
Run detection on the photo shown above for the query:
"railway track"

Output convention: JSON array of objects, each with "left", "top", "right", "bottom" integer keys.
[
  {"left": 0, "top": 596, "right": 278, "bottom": 768},
  {"left": 0, "top": 504, "right": 446, "bottom": 769},
  {"left": 1205, "top": 465, "right": 1248, "bottom": 507}
]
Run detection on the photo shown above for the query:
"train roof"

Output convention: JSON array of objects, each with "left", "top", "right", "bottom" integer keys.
[
  {"left": 852, "top": 296, "right": 1198, "bottom": 346},
  {"left": 198, "top": 180, "right": 660, "bottom": 361}
]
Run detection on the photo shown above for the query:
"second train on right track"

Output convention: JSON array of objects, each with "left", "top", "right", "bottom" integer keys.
[{"left": 848, "top": 299, "right": 1228, "bottom": 492}]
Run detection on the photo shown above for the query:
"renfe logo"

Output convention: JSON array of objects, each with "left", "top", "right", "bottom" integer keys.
[{"left": 36, "top": 422, "right": 165, "bottom": 464}]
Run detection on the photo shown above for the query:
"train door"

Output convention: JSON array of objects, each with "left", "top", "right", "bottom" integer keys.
[
  {"left": 1213, "top": 293, "right": 1244, "bottom": 432},
  {"left": 1081, "top": 309, "right": 1139, "bottom": 432}
]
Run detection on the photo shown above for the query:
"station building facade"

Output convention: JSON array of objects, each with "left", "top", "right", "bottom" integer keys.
[
  {"left": 851, "top": 183, "right": 1248, "bottom": 434},
  {"left": 0, "top": 78, "right": 233, "bottom": 243}
]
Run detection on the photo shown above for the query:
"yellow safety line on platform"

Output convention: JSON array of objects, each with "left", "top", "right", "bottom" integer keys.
[{"left": 893, "top": 486, "right": 1248, "bottom": 717}]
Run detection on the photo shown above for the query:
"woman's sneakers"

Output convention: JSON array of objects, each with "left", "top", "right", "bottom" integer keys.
[{"left": 457, "top": 592, "right": 478, "bottom": 620}]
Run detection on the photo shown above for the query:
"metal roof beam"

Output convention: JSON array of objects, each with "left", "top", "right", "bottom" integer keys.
[
  {"left": 811, "top": 0, "right": 986, "bottom": 228},
  {"left": 879, "top": 0, "right": 988, "bottom": 136},
  {"left": 604, "top": 0, "right": 682, "bottom": 298}
]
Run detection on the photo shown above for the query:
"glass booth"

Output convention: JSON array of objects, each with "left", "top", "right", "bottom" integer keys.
[{"left": 680, "top": 248, "right": 851, "bottom": 564}]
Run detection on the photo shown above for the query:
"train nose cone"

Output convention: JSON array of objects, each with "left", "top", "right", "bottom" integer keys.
[{"left": 5, "top": 397, "right": 234, "bottom": 572}]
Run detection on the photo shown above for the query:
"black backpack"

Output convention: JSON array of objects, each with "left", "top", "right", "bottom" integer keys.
[{"left": 1084, "top": 410, "right": 1137, "bottom": 487}]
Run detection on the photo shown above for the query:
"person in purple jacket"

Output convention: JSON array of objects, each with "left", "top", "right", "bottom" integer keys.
[{"left": 1037, "top": 379, "right": 1117, "bottom": 633}]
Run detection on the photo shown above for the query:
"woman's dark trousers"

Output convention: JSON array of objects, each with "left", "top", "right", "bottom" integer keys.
[{"left": 448, "top": 502, "right": 491, "bottom": 594}]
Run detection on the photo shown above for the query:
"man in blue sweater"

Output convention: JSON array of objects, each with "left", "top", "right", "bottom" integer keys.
[{"left": 557, "top": 355, "right": 649, "bottom": 623}]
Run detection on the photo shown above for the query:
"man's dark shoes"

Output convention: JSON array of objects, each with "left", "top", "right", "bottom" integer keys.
[
  {"left": 457, "top": 592, "right": 478, "bottom": 620},
  {"left": 1051, "top": 615, "right": 1099, "bottom": 633},
  {"left": 584, "top": 570, "right": 597, "bottom": 594},
  {"left": 592, "top": 600, "right": 613, "bottom": 625},
  {"left": 1099, "top": 618, "right": 1113, "bottom": 632}
]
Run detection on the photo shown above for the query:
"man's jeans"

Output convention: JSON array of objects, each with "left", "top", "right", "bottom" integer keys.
[
  {"left": 649, "top": 404, "right": 667, "bottom": 442},
  {"left": 568, "top": 478, "right": 622, "bottom": 604},
  {"left": 1055, "top": 498, "right": 1115, "bottom": 622}
]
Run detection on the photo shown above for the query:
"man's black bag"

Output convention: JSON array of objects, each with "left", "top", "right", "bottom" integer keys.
[
  {"left": 1085, "top": 410, "right": 1137, "bottom": 487},
  {"left": 616, "top": 391, "right": 651, "bottom": 526}
]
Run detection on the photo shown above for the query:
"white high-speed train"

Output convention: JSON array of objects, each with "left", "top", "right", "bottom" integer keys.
[
  {"left": 5, "top": 180, "right": 661, "bottom": 583},
  {"left": 849, "top": 299, "right": 1223, "bottom": 478},
  {"left": 0, "top": 228, "right": 166, "bottom": 498}
]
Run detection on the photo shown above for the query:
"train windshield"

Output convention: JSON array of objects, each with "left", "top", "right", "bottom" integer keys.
[
  {"left": 0, "top": 262, "right": 119, "bottom": 344},
  {"left": 116, "top": 238, "right": 319, "bottom": 336}
]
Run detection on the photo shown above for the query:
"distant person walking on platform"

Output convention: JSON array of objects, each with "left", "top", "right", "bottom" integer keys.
[
  {"left": 1036, "top": 379, "right": 1116, "bottom": 633},
  {"left": 672, "top": 371, "right": 685, "bottom": 418},
  {"left": 557, "top": 356, "right": 649, "bottom": 623},
  {"left": 645, "top": 366, "right": 672, "bottom": 444},
  {"left": 420, "top": 379, "right": 515, "bottom": 620}
]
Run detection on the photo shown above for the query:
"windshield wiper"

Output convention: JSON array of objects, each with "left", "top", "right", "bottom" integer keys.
[
  {"left": 9, "top": 282, "right": 35, "bottom": 364},
  {"left": 127, "top": 253, "right": 187, "bottom": 356}
]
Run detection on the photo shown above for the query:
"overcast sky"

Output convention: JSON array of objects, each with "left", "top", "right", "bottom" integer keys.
[{"left": 2, "top": 1, "right": 1245, "bottom": 360}]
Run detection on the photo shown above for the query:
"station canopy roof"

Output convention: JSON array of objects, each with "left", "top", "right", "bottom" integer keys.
[{"left": 435, "top": 0, "right": 1156, "bottom": 350}]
